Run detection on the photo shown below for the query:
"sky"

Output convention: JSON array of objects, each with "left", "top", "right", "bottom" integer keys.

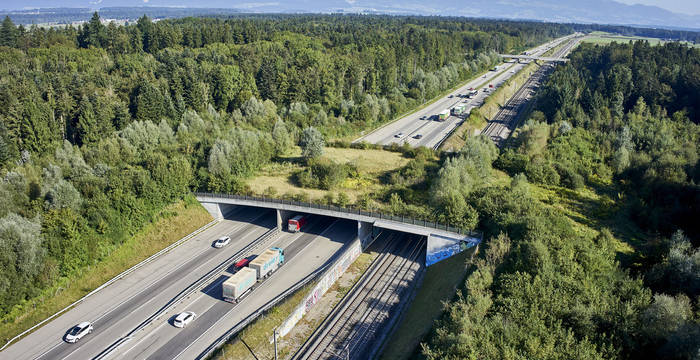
[
  {"left": 617, "top": 0, "right": 700, "bottom": 15},
  {"left": 2, "top": 0, "right": 700, "bottom": 16}
]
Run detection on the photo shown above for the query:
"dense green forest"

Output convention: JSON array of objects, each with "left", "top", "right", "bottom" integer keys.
[
  {"left": 422, "top": 41, "right": 700, "bottom": 359},
  {"left": 0, "top": 13, "right": 568, "bottom": 328}
]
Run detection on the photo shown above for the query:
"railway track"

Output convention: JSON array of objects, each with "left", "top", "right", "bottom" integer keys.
[
  {"left": 293, "top": 232, "right": 425, "bottom": 360},
  {"left": 481, "top": 36, "right": 581, "bottom": 146}
]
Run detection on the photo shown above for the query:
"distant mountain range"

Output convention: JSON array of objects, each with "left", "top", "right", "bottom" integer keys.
[{"left": 2, "top": 0, "right": 700, "bottom": 30}]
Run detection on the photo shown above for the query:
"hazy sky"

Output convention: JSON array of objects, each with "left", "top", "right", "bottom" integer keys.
[{"left": 617, "top": 0, "right": 700, "bottom": 15}]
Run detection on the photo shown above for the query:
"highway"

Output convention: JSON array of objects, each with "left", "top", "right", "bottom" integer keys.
[
  {"left": 354, "top": 34, "right": 577, "bottom": 149},
  {"left": 2, "top": 206, "right": 271, "bottom": 360},
  {"left": 481, "top": 35, "right": 582, "bottom": 146},
  {"left": 120, "top": 217, "right": 355, "bottom": 360},
  {"left": 1, "top": 207, "right": 355, "bottom": 360}
]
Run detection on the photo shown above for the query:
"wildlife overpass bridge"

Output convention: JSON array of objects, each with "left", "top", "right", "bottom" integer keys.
[
  {"left": 499, "top": 54, "right": 570, "bottom": 62},
  {"left": 196, "top": 193, "right": 481, "bottom": 250}
]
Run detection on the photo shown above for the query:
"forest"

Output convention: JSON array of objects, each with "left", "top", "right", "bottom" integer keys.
[
  {"left": 0, "top": 13, "right": 568, "bottom": 335},
  {"left": 422, "top": 41, "right": 700, "bottom": 359},
  {"left": 1, "top": 10, "right": 697, "bottom": 359}
]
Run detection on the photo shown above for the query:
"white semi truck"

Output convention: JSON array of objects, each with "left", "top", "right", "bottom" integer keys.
[
  {"left": 222, "top": 247, "right": 285, "bottom": 303},
  {"left": 249, "top": 247, "right": 285, "bottom": 279},
  {"left": 222, "top": 267, "right": 257, "bottom": 303}
]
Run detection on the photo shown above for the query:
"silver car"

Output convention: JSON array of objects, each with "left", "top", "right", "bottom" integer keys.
[
  {"left": 214, "top": 236, "right": 231, "bottom": 248},
  {"left": 173, "top": 311, "right": 196, "bottom": 328},
  {"left": 65, "top": 321, "right": 93, "bottom": 343}
]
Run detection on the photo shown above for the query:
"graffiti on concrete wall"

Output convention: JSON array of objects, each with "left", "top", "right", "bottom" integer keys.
[
  {"left": 426, "top": 234, "right": 480, "bottom": 267},
  {"left": 278, "top": 239, "right": 362, "bottom": 337}
]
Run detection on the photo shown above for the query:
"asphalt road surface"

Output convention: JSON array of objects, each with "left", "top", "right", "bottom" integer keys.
[
  {"left": 1, "top": 208, "right": 354, "bottom": 360},
  {"left": 2, "top": 206, "right": 272, "bottom": 360},
  {"left": 354, "top": 34, "right": 577, "bottom": 149},
  {"left": 121, "top": 218, "right": 356, "bottom": 360}
]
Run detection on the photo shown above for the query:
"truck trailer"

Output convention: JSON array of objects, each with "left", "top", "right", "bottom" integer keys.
[
  {"left": 452, "top": 104, "right": 467, "bottom": 116},
  {"left": 249, "top": 247, "right": 285, "bottom": 279},
  {"left": 222, "top": 267, "right": 257, "bottom": 303},
  {"left": 288, "top": 215, "right": 307, "bottom": 232}
]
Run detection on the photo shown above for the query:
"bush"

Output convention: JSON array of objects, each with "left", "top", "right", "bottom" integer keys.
[
  {"left": 328, "top": 140, "right": 351, "bottom": 148},
  {"left": 299, "top": 126, "right": 325, "bottom": 160},
  {"left": 295, "top": 159, "right": 355, "bottom": 190}
]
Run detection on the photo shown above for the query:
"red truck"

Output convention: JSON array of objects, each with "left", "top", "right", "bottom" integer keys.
[{"left": 288, "top": 215, "right": 307, "bottom": 232}]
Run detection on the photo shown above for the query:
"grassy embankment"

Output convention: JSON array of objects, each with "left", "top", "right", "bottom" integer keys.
[
  {"left": 380, "top": 247, "right": 477, "bottom": 360},
  {"left": 211, "top": 251, "right": 376, "bottom": 360},
  {"left": 378, "top": 168, "right": 641, "bottom": 360},
  {"left": 246, "top": 146, "right": 410, "bottom": 202},
  {"left": 440, "top": 61, "right": 540, "bottom": 151},
  {"left": 0, "top": 195, "right": 212, "bottom": 345}
]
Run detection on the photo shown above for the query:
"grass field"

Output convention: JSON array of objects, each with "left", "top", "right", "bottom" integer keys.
[
  {"left": 247, "top": 146, "right": 410, "bottom": 202},
  {"left": 583, "top": 32, "right": 699, "bottom": 47},
  {"left": 0, "top": 195, "right": 212, "bottom": 344},
  {"left": 380, "top": 247, "right": 476, "bottom": 360}
]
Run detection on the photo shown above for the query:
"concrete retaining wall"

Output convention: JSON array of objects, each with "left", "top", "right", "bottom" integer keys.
[{"left": 277, "top": 238, "right": 363, "bottom": 337}]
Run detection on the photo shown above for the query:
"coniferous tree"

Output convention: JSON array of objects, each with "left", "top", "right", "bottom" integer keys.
[{"left": 0, "top": 16, "right": 17, "bottom": 47}]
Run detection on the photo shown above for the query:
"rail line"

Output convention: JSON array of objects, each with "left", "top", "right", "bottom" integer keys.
[
  {"left": 481, "top": 36, "right": 581, "bottom": 147},
  {"left": 293, "top": 232, "right": 425, "bottom": 360}
]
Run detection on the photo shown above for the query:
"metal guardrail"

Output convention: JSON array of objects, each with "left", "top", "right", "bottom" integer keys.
[
  {"left": 195, "top": 192, "right": 480, "bottom": 238},
  {"left": 94, "top": 227, "right": 280, "bottom": 360},
  {"left": 0, "top": 218, "right": 220, "bottom": 352},
  {"left": 196, "top": 238, "right": 356, "bottom": 360}
]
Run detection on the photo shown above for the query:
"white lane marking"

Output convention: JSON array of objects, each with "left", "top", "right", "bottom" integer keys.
[
  {"left": 103, "top": 216, "right": 273, "bottom": 358},
  {"left": 33, "top": 341, "right": 63, "bottom": 360},
  {"left": 185, "top": 219, "right": 319, "bottom": 306},
  {"left": 35, "top": 213, "right": 270, "bottom": 360},
  {"left": 117, "top": 319, "right": 169, "bottom": 357}
]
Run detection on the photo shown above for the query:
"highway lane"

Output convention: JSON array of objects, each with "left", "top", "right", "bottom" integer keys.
[
  {"left": 117, "top": 218, "right": 357, "bottom": 359},
  {"left": 1, "top": 206, "right": 272, "bottom": 360},
  {"left": 408, "top": 61, "right": 531, "bottom": 149},
  {"left": 354, "top": 34, "right": 575, "bottom": 148}
]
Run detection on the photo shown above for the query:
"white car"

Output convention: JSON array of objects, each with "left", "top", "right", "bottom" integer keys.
[
  {"left": 173, "top": 311, "right": 196, "bottom": 328},
  {"left": 65, "top": 321, "right": 93, "bottom": 343},
  {"left": 214, "top": 236, "right": 231, "bottom": 248},
  {"left": 394, "top": 132, "right": 404, "bottom": 138}
]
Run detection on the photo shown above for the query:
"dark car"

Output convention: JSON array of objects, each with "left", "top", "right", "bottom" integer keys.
[{"left": 413, "top": 134, "right": 423, "bottom": 139}]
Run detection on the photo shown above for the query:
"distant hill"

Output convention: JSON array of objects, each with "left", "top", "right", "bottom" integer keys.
[{"left": 2, "top": 0, "right": 700, "bottom": 29}]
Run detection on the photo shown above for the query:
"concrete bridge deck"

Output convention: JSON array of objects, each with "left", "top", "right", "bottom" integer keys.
[
  {"left": 195, "top": 193, "right": 481, "bottom": 247},
  {"left": 499, "top": 54, "right": 570, "bottom": 62}
]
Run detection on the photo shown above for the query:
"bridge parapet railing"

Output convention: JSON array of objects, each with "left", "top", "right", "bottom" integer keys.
[{"left": 194, "top": 192, "right": 480, "bottom": 238}]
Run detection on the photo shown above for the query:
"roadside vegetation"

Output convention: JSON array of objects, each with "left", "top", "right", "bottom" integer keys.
[
  {"left": 1, "top": 9, "right": 698, "bottom": 360},
  {"left": 419, "top": 40, "right": 700, "bottom": 360},
  {"left": 380, "top": 247, "right": 477, "bottom": 360}
]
